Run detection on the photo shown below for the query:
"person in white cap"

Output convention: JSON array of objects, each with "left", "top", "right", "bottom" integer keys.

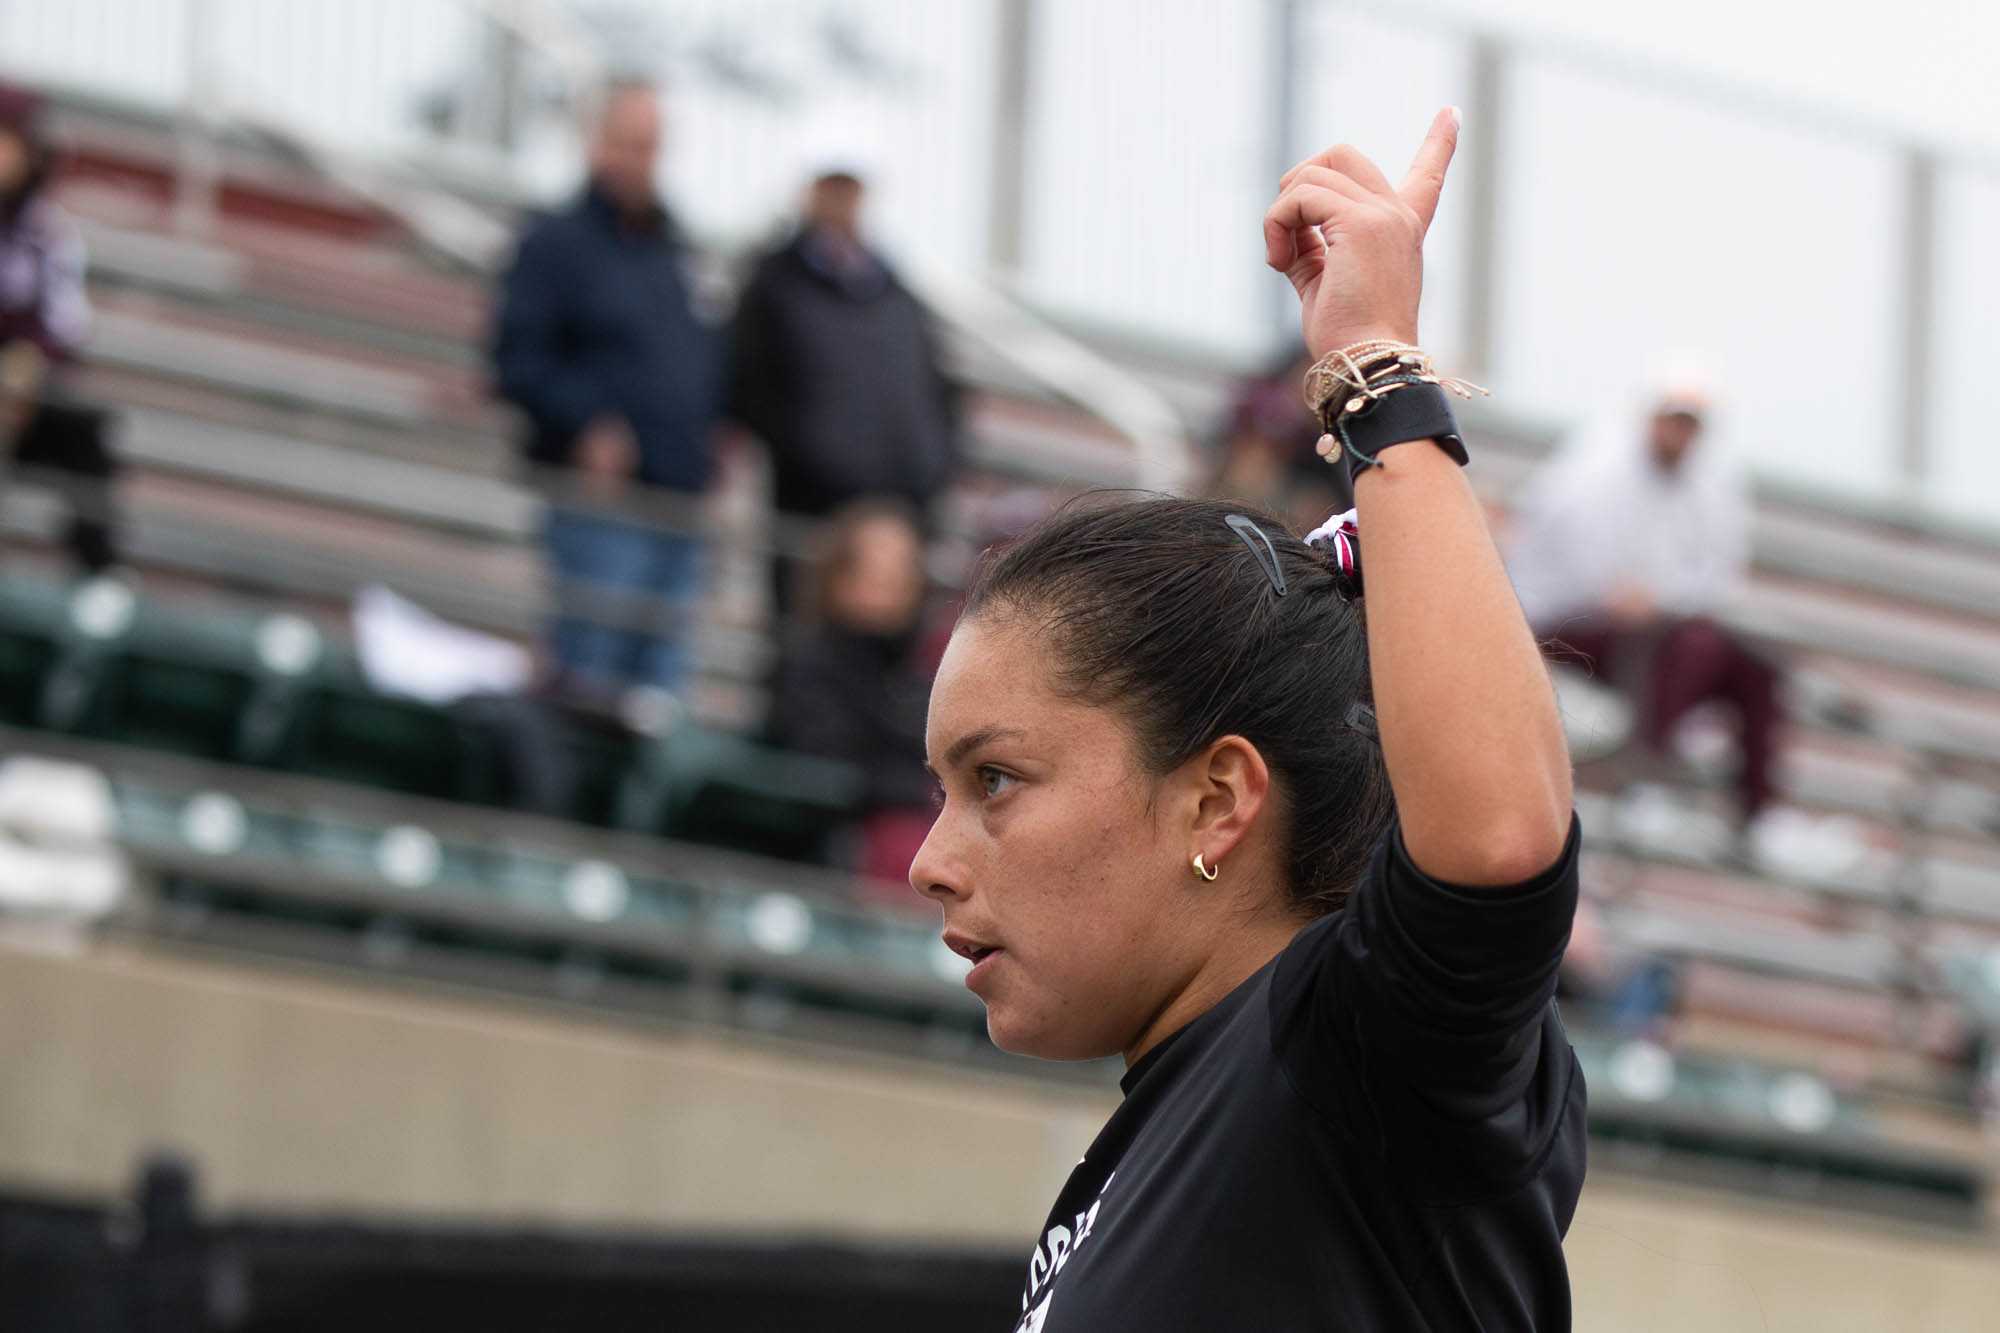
[
  {"left": 726, "top": 148, "right": 960, "bottom": 554},
  {"left": 1505, "top": 377, "right": 1789, "bottom": 853}
]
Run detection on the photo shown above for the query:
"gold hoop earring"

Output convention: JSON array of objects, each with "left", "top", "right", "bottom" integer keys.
[{"left": 1192, "top": 852, "right": 1218, "bottom": 882}]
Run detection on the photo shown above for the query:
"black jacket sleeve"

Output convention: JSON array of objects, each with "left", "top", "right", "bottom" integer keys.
[
  {"left": 491, "top": 222, "right": 612, "bottom": 453},
  {"left": 724, "top": 260, "right": 796, "bottom": 452},
  {"left": 767, "top": 630, "right": 935, "bottom": 813},
  {"left": 1271, "top": 815, "right": 1584, "bottom": 1196}
]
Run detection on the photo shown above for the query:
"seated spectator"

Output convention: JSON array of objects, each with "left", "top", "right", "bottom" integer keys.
[
  {"left": 491, "top": 80, "right": 720, "bottom": 706},
  {"left": 727, "top": 152, "right": 960, "bottom": 611},
  {"left": 767, "top": 499, "right": 934, "bottom": 900},
  {"left": 348, "top": 584, "right": 578, "bottom": 818},
  {"left": 1208, "top": 342, "right": 1348, "bottom": 532},
  {"left": 0, "top": 85, "right": 117, "bottom": 573},
  {"left": 1506, "top": 377, "right": 1785, "bottom": 850},
  {"left": 3, "top": 341, "right": 116, "bottom": 572}
]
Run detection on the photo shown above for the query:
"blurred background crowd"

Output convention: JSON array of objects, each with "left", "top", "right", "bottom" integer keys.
[{"left": 2, "top": 2, "right": 2000, "bottom": 1330}]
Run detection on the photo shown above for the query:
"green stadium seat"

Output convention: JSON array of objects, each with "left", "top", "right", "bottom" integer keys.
[
  {"left": 640, "top": 727, "right": 863, "bottom": 864},
  {"left": 553, "top": 712, "right": 642, "bottom": 827},
  {"left": 0, "top": 575, "right": 68, "bottom": 724},
  {"left": 5, "top": 577, "right": 327, "bottom": 767},
  {"left": 71, "top": 644, "right": 256, "bottom": 760},
  {"left": 270, "top": 670, "right": 474, "bottom": 800},
  {"left": 45, "top": 582, "right": 249, "bottom": 760}
]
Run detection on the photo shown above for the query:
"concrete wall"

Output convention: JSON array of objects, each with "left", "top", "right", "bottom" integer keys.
[
  {"left": 1569, "top": 1180, "right": 2000, "bottom": 1332},
  {"left": 5, "top": 937, "right": 1999, "bottom": 1329},
  {"left": 0, "top": 938, "right": 1110, "bottom": 1245}
]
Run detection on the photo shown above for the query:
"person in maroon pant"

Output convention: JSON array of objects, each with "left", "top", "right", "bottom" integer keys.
[{"left": 1505, "top": 379, "right": 1789, "bottom": 846}]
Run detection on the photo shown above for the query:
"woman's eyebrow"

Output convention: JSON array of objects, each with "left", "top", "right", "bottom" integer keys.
[{"left": 940, "top": 726, "right": 1026, "bottom": 771}]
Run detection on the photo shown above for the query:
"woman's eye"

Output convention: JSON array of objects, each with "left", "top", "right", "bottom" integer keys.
[{"left": 977, "top": 766, "right": 1016, "bottom": 798}]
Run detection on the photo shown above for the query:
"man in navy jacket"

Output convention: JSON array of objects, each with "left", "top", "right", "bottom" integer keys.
[{"left": 492, "top": 80, "right": 721, "bottom": 700}]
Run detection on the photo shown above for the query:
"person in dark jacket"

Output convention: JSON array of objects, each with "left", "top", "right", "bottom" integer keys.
[
  {"left": 0, "top": 84, "right": 117, "bottom": 573},
  {"left": 767, "top": 497, "right": 936, "bottom": 899},
  {"left": 1210, "top": 341, "right": 1350, "bottom": 532},
  {"left": 491, "top": 80, "right": 721, "bottom": 699},
  {"left": 728, "top": 162, "right": 960, "bottom": 530},
  {"left": 4, "top": 345, "right": 117, "bottom": 573}
]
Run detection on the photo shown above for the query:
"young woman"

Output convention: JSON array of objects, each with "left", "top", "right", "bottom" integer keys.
[{"left": 912, "top": 109, "right": 1583, "bottom": 1330}]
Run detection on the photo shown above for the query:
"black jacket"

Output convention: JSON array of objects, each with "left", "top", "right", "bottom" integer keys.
[
  {"left": 767, "top": 624, "right": 933, "bottom": 814},
  {"left": 492, "top": 186, "right": 721, "bottom": 492},
  {"left": 7, "top": 396, "right": 116, "bottom": 572},
  {"left": 728, "top": 229, "right": 960, "bottom": 518}
]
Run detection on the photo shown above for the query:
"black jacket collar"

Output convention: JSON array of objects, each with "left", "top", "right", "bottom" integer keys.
[{"left": 581, "top": 181, "right": 671, "bottom": 242}]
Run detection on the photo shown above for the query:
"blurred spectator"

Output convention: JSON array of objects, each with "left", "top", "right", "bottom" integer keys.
[
  {"left": 727, "top": 155, "right": 960, "bottom": 572},
  {"left": 3, "top": 341, "right": 117, "bottom": 572},
  {"left": 349, "top": 584, "right": 579, "bottom": 818},
  {"left": 1507, "top": 378, "right": 1795, "bottom": 850},
  {"left": 1209, "top": 342, "right": 1347, "bottom": 532},
  {"left": 0, "top": 86, "right": 87, "bottom": 363},
  {"left": 767, "top": 498, "right": 934, "bottom": 900},
  {"left": 491, "top": 79, "right": 721, "bottom": 702},
  {"left": 0, "top": 85, "right": 117, "bottom": 573}
]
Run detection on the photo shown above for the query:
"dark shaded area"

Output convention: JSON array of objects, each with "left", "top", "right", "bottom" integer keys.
[{"left": 0, "top": 1163, "right": 1022, "bottom": 1333}]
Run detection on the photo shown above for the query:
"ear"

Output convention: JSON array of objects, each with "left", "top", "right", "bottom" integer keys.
[{"left": 1179, "top": 734, "right": 1271, "bottom": 865}]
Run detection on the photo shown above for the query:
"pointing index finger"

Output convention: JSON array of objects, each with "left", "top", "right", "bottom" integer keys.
[{"left": 1397, "top": 106, "right": 1461, "bottom": 231}]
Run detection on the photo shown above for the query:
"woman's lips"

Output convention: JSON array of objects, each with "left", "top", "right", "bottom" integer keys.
[
  {"left": 943, "top": 930, "right": 1005, "bottom": 990},
  {"left": 965, "top": 946, "right": 1004, "bottom": 988}
]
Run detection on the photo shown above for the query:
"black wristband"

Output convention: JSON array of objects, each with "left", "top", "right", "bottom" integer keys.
[{"left": 1332, "top": 379, "right": 1469, "bottom": 483}]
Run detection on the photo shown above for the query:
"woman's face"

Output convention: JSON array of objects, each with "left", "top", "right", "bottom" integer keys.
[
  {"left": 910, "top": 611, "right": 1208, "bottom": 1061},
  {"left": 829, "top": 514, "right": 923, "bottom": 634},
  {"left": 0, "top": 130, "right": 29, "bottom": 196}
]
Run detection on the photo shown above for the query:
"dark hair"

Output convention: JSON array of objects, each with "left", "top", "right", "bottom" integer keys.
[{"left": 964, "top": 494, "right": 1393, "bottom": 917}]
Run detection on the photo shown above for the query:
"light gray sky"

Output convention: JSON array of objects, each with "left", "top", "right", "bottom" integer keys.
[{"left": 1437, "top": 0, "right": 2000, "bottom": 160}]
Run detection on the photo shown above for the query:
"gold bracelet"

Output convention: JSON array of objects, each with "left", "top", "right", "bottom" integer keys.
[{"left": 1301, "top": 341, "right": 1487, "bottom": 433}]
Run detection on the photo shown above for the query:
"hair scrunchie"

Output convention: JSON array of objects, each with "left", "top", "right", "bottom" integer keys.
[{"left": 1304, "top": 509, "right": 1361, "bottom": 601}]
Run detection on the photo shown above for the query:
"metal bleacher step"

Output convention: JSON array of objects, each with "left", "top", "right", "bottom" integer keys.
[
  {"left": 1755, "top": 505, "right": 2000, "bottom": 624},
  {"left": 70, "top": 358, "right": 512, "bottom": 478},
  {"left": 117, "top": 406, "right": 533, "bottom": 542},
  {"left": 86, "top": 309, "right": 496, "bottom": 441},
  {"left": 77, "top": 213, "right": 483, "bottom": 369},
  {"left": 1577, "top": 783, "right": 2000, "bottom": 934},
  {"left": 83, "top": 276, "right": 494, "bottom": 394},
  {"left": 1735, "top": 578, "right": 2000, "bottom": 700}
]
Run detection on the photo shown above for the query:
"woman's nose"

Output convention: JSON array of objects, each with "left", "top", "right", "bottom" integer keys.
[{"left": 908, "top": 817, "right": 961, "bottom": 902}]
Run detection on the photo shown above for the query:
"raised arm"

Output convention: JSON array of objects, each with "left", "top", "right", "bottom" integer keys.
[{"left": 1264, "top": 109, "right": 1571, "bottom": 886}]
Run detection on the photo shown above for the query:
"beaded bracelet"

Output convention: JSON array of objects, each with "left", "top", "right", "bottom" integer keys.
[{"left": 1300, "top": 341, "right": 1487, "bottom": 480}]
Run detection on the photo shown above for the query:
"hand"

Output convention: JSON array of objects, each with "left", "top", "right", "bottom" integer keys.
[
  {"left": 576, "top": 415, "right": 637, "bottom": 491},
  {"left": 1263, "top": 108, "right": 1459, "bottom": 359}
]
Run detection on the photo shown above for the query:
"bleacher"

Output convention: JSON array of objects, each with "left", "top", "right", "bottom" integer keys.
[{"left": 4, "top": 85, "right": 1998, "bottom": 1226}]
